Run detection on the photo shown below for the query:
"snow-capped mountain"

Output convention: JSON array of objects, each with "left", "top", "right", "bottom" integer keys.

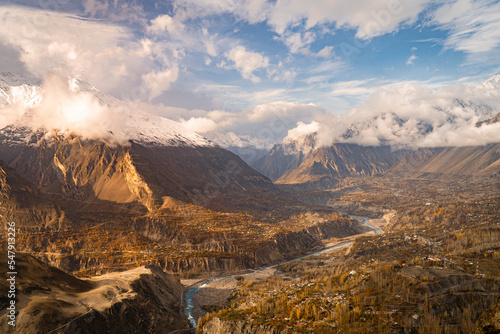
[
  {"left": 254, "top": 75, "right": 500, "bottom": 184},
  {"left": 205, "top": 131, "right": 273, "bottom": 150},
  {"left": 0, "top": 73, "right": 272, "bottom": 210},
  {"left": 482, "top": 74, "right": 500, "bottom": 90},
  {"left": 204, "top": 131, "right": 273, "bottom": 164},
  {"left": 252, "top": 133, "right": 317, "bottom": 181},
  {"left": 0, "top": 72, "right": 213, "bottom": 147},
  {"left": 0, "top": 71, "right": 40, "bottom": 86},
  {"left": 0, "top": 79, "right": 41, "bottom": 108}
]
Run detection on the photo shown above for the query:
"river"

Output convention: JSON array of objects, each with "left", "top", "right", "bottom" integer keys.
[{"left": 183, "top": 215, "right": 381, "bottom": 330}]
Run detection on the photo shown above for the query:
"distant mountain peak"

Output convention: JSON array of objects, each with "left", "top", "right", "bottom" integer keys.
[
  {"left": 0, "top": 71, "right": 41, "bottom": 86},
  {"left": 482, "top": 74, "right": 500, "bottom": 90},
  {"left": 0, "top": 73, "right": 213, "bottom": 148},
  {"left": 205, "top": 131, "right": 273, "bottom": 150}
]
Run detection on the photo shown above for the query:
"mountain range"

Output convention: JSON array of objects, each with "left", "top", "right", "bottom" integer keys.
[
  {"left": 0, "top": 73, "right": 273, "bottom": 225},
  {"left": 1, "top": 72, "right": 500, "bottom": 333},
  {"left": 251, "top": 107, "right": 500, "bottom": 189},
  {"left": 204, "top": 131, "right": 272, "bottom": 165},
  {"left": 2, "top": 72, "right": 500, "bottom": 213}
]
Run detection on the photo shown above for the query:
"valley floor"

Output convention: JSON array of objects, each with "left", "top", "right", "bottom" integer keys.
[
  {"left": 189, "top": 218, "right": 382, "bottom": 327},
  {"left": 197, "top": 176, "right": 500, "bottom": 333}
]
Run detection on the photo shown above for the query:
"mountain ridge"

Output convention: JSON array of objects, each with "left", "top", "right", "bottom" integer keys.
[
  {"left": 275, "top": 143, "right": 404, "bottom": 189},
  {"left": 0, "top": 73, "right": 213, "bottom": 148}
]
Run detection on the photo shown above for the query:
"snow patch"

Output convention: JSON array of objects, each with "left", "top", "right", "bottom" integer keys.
[
  {"left": 0, "top": 72, "right": 213, "bottom": 147},
  {"left": 205, "top": 131, "right": 274, "bottom": 150}
]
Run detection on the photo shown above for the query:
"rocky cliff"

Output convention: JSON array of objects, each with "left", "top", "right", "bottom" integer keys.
[
  {"left": 474, "top": 296, "right": 500, "bottom": 334},
  {"left": 28, "top": 216, "right": 369, "bottom": 277},
  {"left": 0, "top": 127, "right": 273, "bottom": 214},
  {"left": 252, "top": 140, "right": 312, "bottom": 182},
  {"left": 0, "top": 160, "right": 68, "bottom": 230},
  {"left": 275, "top": 144, "right": 402, "bottom": 189},
  {"left": 0, "top": 252, "right": 190, "bottom": 333},
  {"left": 388, "top": 143, "right": 500, "bottom": 179}
]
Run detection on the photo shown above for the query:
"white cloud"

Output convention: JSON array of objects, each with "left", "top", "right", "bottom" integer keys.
[
  {"left": 142, "top": 67, "right": 180, "bottom": 101},
  {"left": 247, "top": 101, "right": 324, "bottom": 123},
  {"left": 406, "top": 54, "right": 417, "bottom": 65},
  {"left": 316, "top": 46, "right": 334, "bottom": 58},
  {"left": 173, "top": 100, "right": 325, "bottom": 143},
  {"left": 314, "top": 77, "right": 500, "bottom": 148},
  {"left": 243, "top": 0, "right": 270, "bottom": 23},
  {"left": 1, "top": 72, "right": 129, "bottom": 144},
  {"left": 179, "top": 109, "right": 239, "bottom": 134},
  {"left": 284, "top": 121, "right": 319, "bottom": 142},
  {"left": 83, "top": 0, "right": 146, "bottom": 23},
  {"left": 82, "top": 0, "right": 110, "bottom": 17},
  {"left": 0, "top": 6, "right": 179, "bottom": 101},
  {"left": 170, "top": 0, "right": 270, "bottom": 25},
  {"left": 148, "top": 14, "right": 185, "bottom": 35},
  {"left": 310, "top": 59, "right": 347, "bottom": 74},
  {"left": 266, "top": 0, "right": 430, "bottom": 38},
  {"left": 330, "top": 80, "right": 377, "bottom": 97},
  {"left": 145, "top": 11, "right": 221, "bottom": 64},
  {"left": 180, "top": 117, "right": 220, "bottom": 133},
  {"left": 225, "top": 46, "right": 269, "bottom": 82},
  {"left": 280, "top": 31, "right": 316, "bottom": 54},
  {"left": 252, "top": 89, "right": 286, "bottom": 102},
  {"left": 431, "top": 0, "right": 500, "bottom": 53},
  {"left": 171, "top": 0, "right": 430, "bottom": 58},
  {"left": 266, "top": 61, "right": 297, "bottom": 83}
]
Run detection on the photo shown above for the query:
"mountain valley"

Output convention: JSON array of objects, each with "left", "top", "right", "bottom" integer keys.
[{"left": 0, "top": 74, "right": 499, "bottom": 333}]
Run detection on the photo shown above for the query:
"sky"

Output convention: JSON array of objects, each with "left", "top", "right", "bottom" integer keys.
[{"left": 0, "top": 0, "right": 500, "bottom": 146}]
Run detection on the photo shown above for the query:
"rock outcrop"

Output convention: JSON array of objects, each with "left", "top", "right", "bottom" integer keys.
[
  {"left": 0, "top": 252, "right": 190, "bottom": 333},
  {"left": 474, "top": 297, "right": 500, "bottom": 334},
  {"left": 388, "top": 143, "right": 500, "bottom": 179},
  {"left": 0, "top": 129, "right": 273, "bottom": 214},
  {"left": 275, "top": 144, "right": 402, "bottom": 189},
  {"left": 0, "top": 160, "right": 68, "bottom": 230},
  {"left": 28, "top": 217, "right": 369, "bottom": 277}
]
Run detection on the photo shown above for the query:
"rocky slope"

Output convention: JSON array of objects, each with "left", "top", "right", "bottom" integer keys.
[
  {"left": 275, "top": 144, "right": 403, "bottom": 189},
  {"left": 0, "top": 252, "right": 190, "bottom": 333},
  {"left": 474, "top": 297, "right": 500, "bottom": 334},
  {"left": 388, "top": 143, "right": 500, "bottom": 179},
  {"left": 0, "top": 74, "right": 273, "bottom": 214},
  {"left": 152, "top": 217, "right": 370, "bottom": 276},
  {"left": 0, "top": 129, "right": 272, "bottom": 213},
  {"left": 477, "top": 111, "right": 500, "bottom": 127},
  {"left": 252, "top": 134, "right": 316, "bottom": 182},
  {"left": 25, "top": 215, "right": 369, "bottom": 277},
  {"left": 0, "top": 160, "right": 68, "bottom": 230}
]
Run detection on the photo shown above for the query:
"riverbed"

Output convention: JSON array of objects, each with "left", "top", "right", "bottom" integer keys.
[{"left": 183, "top": 215, "right": 382, "bottom": 330}]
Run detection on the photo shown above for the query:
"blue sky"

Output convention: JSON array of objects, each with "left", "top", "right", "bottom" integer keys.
[{"left": 1, "top": 0, "right": 500, "bottom": 142}]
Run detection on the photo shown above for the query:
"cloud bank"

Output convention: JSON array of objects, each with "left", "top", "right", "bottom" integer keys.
[
  {"left": 285, "top": 77, "right": 500, "bottom": 148},
  {"left": 0, "top": 72, "right": 209, "bottom": 147},
  {"left": 0, "top": 72, "right": 129, "bottom": 144},
  {"left": 0, "top": 5, "right": 179, "bottom": 102},
  {"left": 178, "top": 101, "right": 324, "bottom": 144}
]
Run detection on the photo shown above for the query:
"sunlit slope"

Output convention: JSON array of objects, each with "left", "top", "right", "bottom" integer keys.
[{"left": 389, "top": 143, "right": 500, "bottom": 178}]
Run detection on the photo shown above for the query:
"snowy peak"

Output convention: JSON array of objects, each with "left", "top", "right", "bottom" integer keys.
[
  {"left": 0, "top": 73, "right": 213, "bottom": 148},
  {"left": 205, "top": 131, "right": 273, "bottom": 150},
  {"left": 482, "top": 74, "right": 500, "bottom": 90},
  {"left": 0, "top": 72, "right": 40, "bottom": 86},
  {"left": 120, "top": 110, "right": 213, "bottom": 147}
]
